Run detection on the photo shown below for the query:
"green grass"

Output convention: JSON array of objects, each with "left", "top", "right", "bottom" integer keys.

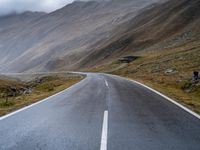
[
  {"left": 35, "top": 83, "right": 54, "bottom": 92},
  {"left": 0, "top": 74, "right": 84, "bottom": 116},
  {"left": 0, "top": 99, "right": 15, "bottom": 107}
]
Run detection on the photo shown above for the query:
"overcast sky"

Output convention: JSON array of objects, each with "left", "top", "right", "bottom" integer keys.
[{"left": 0, "top": 0, "right": 78, "bottom": 15}]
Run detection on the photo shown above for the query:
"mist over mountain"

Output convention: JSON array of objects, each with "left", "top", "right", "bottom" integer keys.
[
  {"left": 0, "top": 0, "right": 109, "bottom": 16},
  {"left": 0, "top": 0, "right": 199, "bottom": 73},
  {"left": 0, "top": 0, "right": 74, "bottom": 16}
]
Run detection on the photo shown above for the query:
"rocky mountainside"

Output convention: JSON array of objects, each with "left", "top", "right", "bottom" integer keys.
[
  {"left": 77, "top": 0, "right": 200, "bottom": 69},
  {"left": 0, "top": 0, "right": 163, "bottom": 72},
  {"left": 0, "top": 0, "right": 199, "bottom": 73}
]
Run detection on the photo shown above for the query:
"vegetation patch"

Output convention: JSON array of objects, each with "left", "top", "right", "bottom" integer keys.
[
  {"left": 0, "top": 74, "right": 84, "bottom": 116},
  {"left": 0, "top": 99, "right": 15, "bottom": 107}
]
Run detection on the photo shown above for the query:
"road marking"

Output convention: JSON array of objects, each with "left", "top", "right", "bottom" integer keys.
[
  {"left": 132, "top": 80, "right": 200, "bottom": 120},
  {"left": 0, "top": 78, "right": 87, "bottom": 121},
  {"left": 105, "top": 81, "right": 109, "bottom": 87},
  {"left": 100, "top": 110, "right": 108, "bottom": 150},
  {"left": 106, "top": 74, "right": 200, "bottom": 120}
]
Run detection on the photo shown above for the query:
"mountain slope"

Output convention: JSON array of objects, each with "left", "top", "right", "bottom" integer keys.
[
  {"left": 76, "top": 0, "right": 200, "bottom": 69},
  {"left": 0, "top": 12, "right": 46, "bottom": 65},
  {"left": 0, "top": 0, "right": 163, "bottom": 73},
  {"left": 0, "top": 0, "right": 199, "bottom": 73}
]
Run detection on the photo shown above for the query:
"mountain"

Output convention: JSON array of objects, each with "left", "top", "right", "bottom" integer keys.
[
  {"left": 0, "top": 0, "right": 199, "bottom": 73},
  {"left": 0, "top": 0, "right": 163, "bottom": 73},
  {"left": 76, "top": 0, "right": 200, "bottom": 69}
]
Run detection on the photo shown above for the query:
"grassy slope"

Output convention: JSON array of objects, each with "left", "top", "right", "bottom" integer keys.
[
  {"left": 88, "top": 41, "right": 200, "bottom": 114},
  {"left": 0, "top": 74, "right": 84, "bottom": 116}
]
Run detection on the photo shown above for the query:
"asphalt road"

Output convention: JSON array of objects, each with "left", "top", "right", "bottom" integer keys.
[{"left": 0, "top": 73, "right": 200, "bottom": 150}]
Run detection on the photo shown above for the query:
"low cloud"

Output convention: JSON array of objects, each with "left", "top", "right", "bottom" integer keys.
[{"left": 0, "top": 0, "right": 75, "bottom": 15}]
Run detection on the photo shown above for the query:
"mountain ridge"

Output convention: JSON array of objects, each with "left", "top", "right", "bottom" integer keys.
[{"left": 0, "top": 0, "right": 199, "bottom": 73}]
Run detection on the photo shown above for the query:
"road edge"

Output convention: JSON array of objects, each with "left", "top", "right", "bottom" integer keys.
[
  {"left": 132, "top": 80, "right": 200, "bottom": 120},
  {"left": 105, "top": 74, "right": 200, "bottom": 120},
  {"left": 0, "top": 77, "right": 87, "bottom": 121}
]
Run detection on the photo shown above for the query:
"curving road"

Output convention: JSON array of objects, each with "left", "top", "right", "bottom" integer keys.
[{"left": 0, "top": 73, "right": 200, "bottom": 150}]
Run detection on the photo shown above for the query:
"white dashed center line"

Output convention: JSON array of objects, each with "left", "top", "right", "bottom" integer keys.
[
  {"left": 105, "top": 81, "right": 109, "bottom": 87},
  {"left": 100, "top": 110, "right": 108, "bottom": 150}
]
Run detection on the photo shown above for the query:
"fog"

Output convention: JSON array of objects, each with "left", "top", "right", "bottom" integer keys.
[{"left": 0, "top": 0, "right": 75, "bottom": 15}]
